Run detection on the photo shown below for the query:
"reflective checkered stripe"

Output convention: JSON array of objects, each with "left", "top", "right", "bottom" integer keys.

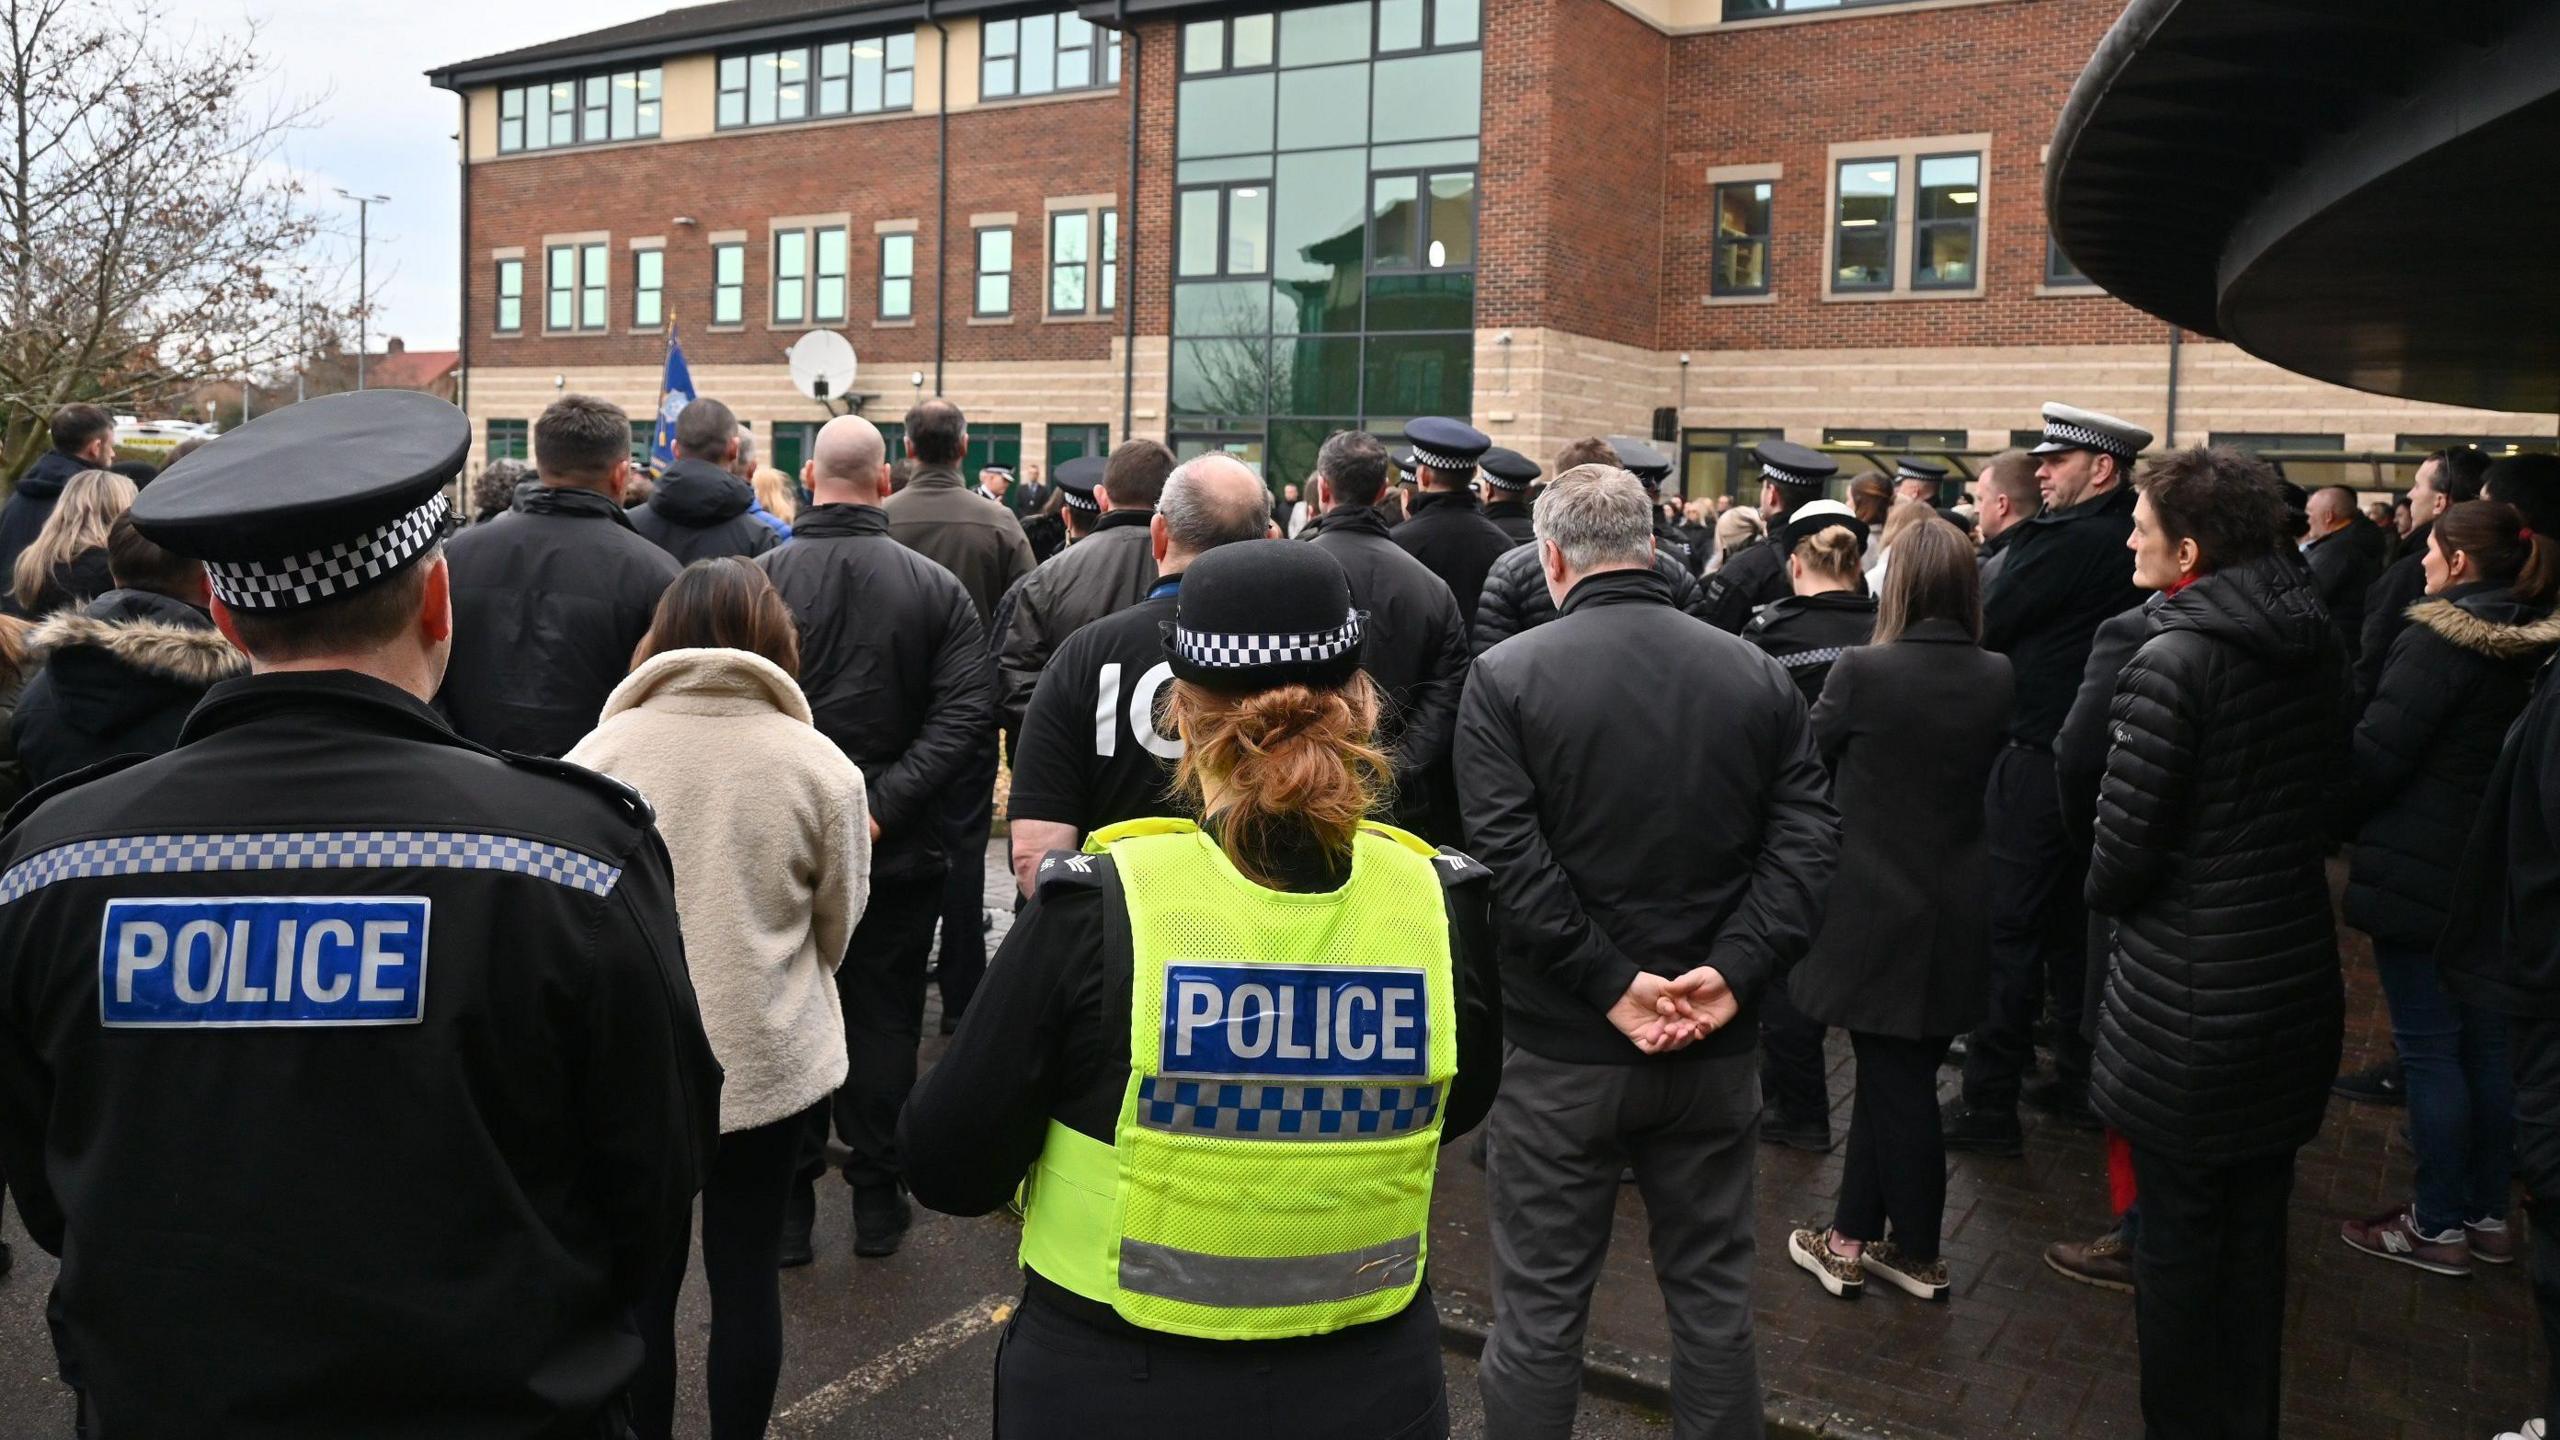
[
  {"left": 205, "top": 495, "right": 451, "bottom": 610},
  {"left": 1762, "top": 461, "right": 1827, "bottom": 487},
  {"left": 1135, "top": 1077, "right": 1442, "bottom": 1141},
  {"left": 0, "top": 830, "right": 623, "bottom": 906},
  {"left": 1408, "top": 445, "right": 1479, "bottom": 473},
  {"left": 1776, "top": 647, "right": 1847, "bottom": 671},
  {"left": 1172, "top": 609, "right": 1361, "bottom": 671},
  {"left": 2039, "top": 418, "right": 2128, "bottom": 455}
]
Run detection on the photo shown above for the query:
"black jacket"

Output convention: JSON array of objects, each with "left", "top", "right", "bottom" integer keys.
[
  {"left": 0, "top": 449, "right": 80, "bottom": 599},
  {"left": 2440, "top": 654, "right": 2560, "bottom": 1017},
  {"left": 1789, "top": 620, "right": 2013, "bottom": 1039},
  {"left": 2354, "top": 522, "right": 2433, "bottom": 714},
  {"left": 994, "top": 510, "right": 1157, "bottom": 741},
  {"left": 0, "top": 671, "right": 719, "bottom": 1438},
  {"left": 2086, "top": 554, "right": 2348, "bottom": 1163},
  {"left": 1696, "top": 532, "right": 1794, "bottom": 633},
  {"left": 1982, "top": 483, "right": 2142, "bottom": 746},
  {"left": 1456, "top": 568, "right": 1839, "bottom": 1066},
  {"left": 1743, "top": 591, "right": 1878, "bottom": 705},
  {"left": 7, "top": 544, "right": 114, "bottom": 618},
  {"left": 2304, "top": 525, "right": 2380, "bottom": 662},
  {"left": 1306, "top": 507, "right": 1470, "bottom": 845},
  {"left": 1484, "top": 498, "right": 1536, "bottom": 547},
  {"left": 2345, "top": 583, "right": 2560, "bottom": 951},
  {"left": 1652, "top": 517, "right": 1694, "bottom": 574},
  {"left": 629, "top": 459, "right": 781, "bottom": 565},
  {"left": 440, "top": 486, "right": 682, "bottom": 759},
  {"left": 2056, "top": 602, "right": 2155, "bottom": 852},
  {"left": 12, "top": 589, "right": 245, "bottom": 787},
  {"left": 1470, "top": 541, "right": 1713, "bottom": 656},
  {"left": 759, "top": 504, "right": 992, "bottom": 877},
  {"left": 1393, "top": 489, "right": 1514, "bottom": 627}
]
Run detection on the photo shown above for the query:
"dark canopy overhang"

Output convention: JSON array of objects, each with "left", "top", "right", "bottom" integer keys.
[{"left": 2047, "top": 0, "right": 2560, "bottom": 414}]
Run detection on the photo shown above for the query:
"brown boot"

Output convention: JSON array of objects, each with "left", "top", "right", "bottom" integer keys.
[{"left": 2045, "top": 1225, "right": 2134, "bottom": 1293}]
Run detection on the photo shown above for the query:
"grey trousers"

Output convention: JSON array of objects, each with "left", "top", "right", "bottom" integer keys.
[{"left": 1478, "top": 1044, "right": 1763, "bottom": 1440}]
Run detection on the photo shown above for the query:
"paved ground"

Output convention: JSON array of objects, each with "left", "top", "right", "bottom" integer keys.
[{"left": 0, "top": 846, "right": 2531, "bottom": 1438}]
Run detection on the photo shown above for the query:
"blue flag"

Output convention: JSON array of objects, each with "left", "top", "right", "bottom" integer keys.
[{"left": 649, "top": 331, "right": 694, "bottom": 477}]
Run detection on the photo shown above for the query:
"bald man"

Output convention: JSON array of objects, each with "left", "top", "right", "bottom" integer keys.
[
  {"left": 1005, "top": 454, "right": 1277, "bottom": 896},
  {"left": 2302, "top": 483, "right": 2379, "bottom": 661},
  {"left": 761, "top": 413, "right": 995, "bottom": 1262}
]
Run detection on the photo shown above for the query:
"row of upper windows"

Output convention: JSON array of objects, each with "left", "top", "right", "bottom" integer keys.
[
  {"left": 1707, "top": 147, "right": 2095, "bottom": 301},
  {"left": 489, "top": 211, "right": 1119, "bottom": 336}
]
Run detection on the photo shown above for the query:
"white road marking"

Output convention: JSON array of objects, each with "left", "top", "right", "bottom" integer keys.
[{"left": 772, "top": 1293, "right": 1014, "bottom": 1435}]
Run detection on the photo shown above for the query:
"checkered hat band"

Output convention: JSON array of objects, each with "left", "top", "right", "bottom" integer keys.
[
  {"left": 1061, "top": 490, "right": 1100, "bottom": 512},
  {"left": 1175, "top": 608, "right": 1362, "bottom": 670},
  {"left": 2041, "top": 418, "right": 2129, "bottom": 455},
  {"left": 206, "top": 494, "right": 450, "bottom": 611},
  {"left": 1410, "top": 446, "right": 1479, "bottom": 473},
  {"left": 1763, "top": 463, "right": 1826, "bottom": 487}
]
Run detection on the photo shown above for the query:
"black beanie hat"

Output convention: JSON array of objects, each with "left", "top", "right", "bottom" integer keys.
[{"left": 1163, "top": 540, "right": 1364, "bottom": 693}]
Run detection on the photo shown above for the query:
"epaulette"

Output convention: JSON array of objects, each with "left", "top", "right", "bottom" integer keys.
[
  {"left": 1428, "top": 846, "right": 1493, "bottom": 888},
  {"left": 1034, "top": 848, "right": 1115, "bottom": 896},
  {"left": 501, "top": 752, "right": 656, "bottom": 827},
  {"left": 2, "top": 752, "right": 154, "bottom": 835}
]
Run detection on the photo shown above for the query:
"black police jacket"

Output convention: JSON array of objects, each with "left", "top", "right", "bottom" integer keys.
[
  {"left": 1470, "top": 541, "right": 1713, "bottom": 656},
  {"left": 759, "top": 503, "right": 993, "bottom": 877},
  {"left": 1455, "top": 568, "right": 1839, "bottom": 1067},
  {"left": 1981, "top": 482, "right": 2142, "bottom": 747},
  {"left": 1697, "top": 532, "right": 1793, "bottom": 633},
  {"left": 1392, "top": 489, "right": 1515, "bottom": 627},
  {"left": 2354, "top": 521, "right": 2432, "bottom": 716},
  {"left": 629, "top": 459, "right": 781, "bottom": 565},
  {"left": 1306, "top": 507, "right": 1470, "bottom": 845},
  {"left": 0, "top": 670, "right": 720, "bottom": 1438},
  {"left": 1484, "top": 498, "right": 1536, "bottom": 547},
  {"left": 1743, "top": 590, "right": 1878, "bottom": 705},
  {"left": 440, "top": 485, "right": 682, "bottom": 758}
]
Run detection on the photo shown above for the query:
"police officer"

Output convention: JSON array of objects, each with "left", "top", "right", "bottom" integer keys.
[
  {"left": 1018, "top": 453, "right": 1099, "bottom": 565},
  {"left": 1003, "top": 454, "right": 1272, "bottom": 896},
  {"left": 1606, "top": 435, "right": 1693, "bottom": 571},
  {"left": 1894, "top": 457, "right": 1951, "bottom": 511},
  {"left": 902, "top": 539, "right": 1500, "bottom": 1438},
  {"left": 1701, "top": 440, "right": 1839, "bottom": 632},
  {"left": 1392, "top": 418, "right": 1515, "bottom": 627},
  {"left": 0, "top": 390, "right": 720, "bottom": 1437},
  {"left": 1481, "top": 447, "right": 1540, "bottom": 546}
]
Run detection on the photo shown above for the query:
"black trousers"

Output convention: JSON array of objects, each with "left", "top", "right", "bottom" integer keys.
[
  {"left": 804, "top": 871, "right": 947, "bottom": 1190},
  {"left": 1758, "top": 985, "right": 1830, "bottom": 1128},
  {"left": 1833, "top": 1033, "right": 1956, "bottom": 1262},
  {"left": 1965, "top": 745, "right": 2090, "bottom": 1111},
  {"left": 995, "top": 1281, "right": 1449, "bottom": 1440},
  {"left": 2128, "top": 1146, "right": 2296, "bottom": 1440},
  {"left": 636, "top": 1106, "right": 814, "bottom": 1440},
  {"left": 2515, "top": 1014, "right": 2560, "bottom": 1427},
  {"left": 936, "top": 738, "right": 999, "bottom": 1022}
]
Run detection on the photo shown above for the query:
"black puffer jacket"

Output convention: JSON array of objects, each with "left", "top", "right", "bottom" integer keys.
[
  {"left": 2087, "top": 553, "right": 2349, "bottom": 1163},
  {"left": 2345, "top": 583, "right": 2560, "bottom": 950},
  {"left": 1471, "top": 541, "right": 1713, "bottom": 656},
  {"left": 630, "top": 459, "right": 781, "bottom": 564},
  {"left": 11, "top": 588, "right": 246, "bottom": 785}
]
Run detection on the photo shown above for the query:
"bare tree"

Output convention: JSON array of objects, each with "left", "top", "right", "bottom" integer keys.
[{"left": 0, "top": 0, "right": 351, "bottom": 481}]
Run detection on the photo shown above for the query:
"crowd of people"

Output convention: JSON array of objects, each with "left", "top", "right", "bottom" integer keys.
[{"left": 0, "top": 383, "right": 2552, "bottom": 1440}]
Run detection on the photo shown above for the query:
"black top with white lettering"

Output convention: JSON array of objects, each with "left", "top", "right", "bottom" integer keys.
[{"left": 1007, "top": 587, "right": 1187, "bottom": 835}]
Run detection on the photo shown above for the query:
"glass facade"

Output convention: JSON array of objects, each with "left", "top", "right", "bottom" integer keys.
[{"left": 1170, "top": 0, "right": 1481, "bottom": 481}]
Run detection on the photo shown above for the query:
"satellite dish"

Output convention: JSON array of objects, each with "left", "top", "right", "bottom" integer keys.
[{"left": 787, "top": 330, "right": 859, "bottom": 403}]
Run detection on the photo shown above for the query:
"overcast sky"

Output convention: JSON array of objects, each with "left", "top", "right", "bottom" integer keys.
[{"left": 182, "top": 0, "right": 656, "bottom": 354}]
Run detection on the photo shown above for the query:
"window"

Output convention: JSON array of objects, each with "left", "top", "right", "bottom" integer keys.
[
  {"left": 486, "top": 419, "right": 529, "bottom": 461},
  {"left": 964, "top": 424, "right": 1024, "bottom": 476},
  {"left": 1176, "top": 183, "right": 1269, "bottom": 278},
  {"left": 1376, "top": 0, "right": 1478, "bottom": 53},
  {"left": 880, "top": 233, "right": 915, "bottom": 320},
  {"left": 628, "top": 421, "right": 654, "bottom": 467},
  {"left": 711, "top": 241, "right": 745, "bottom": 325},
  {"left": 1680, "top": 427, "right": 1785, "bottom": 502},
  {"left": 975, "top": 227, "right": 1014, "bottom": 315},
  {"left": 1182, "top": 13, "right": 1275, "bottom": 74},
  {"left": 1911, "top": 153, "right": 1979, "bottom": 289},
  {"left": 545, "top": 243, "right": 607, "bottom": 332},
  {"left": 984, "top": 11, "right": 1121, "bottom": 98},
  {"left": 632, "top": 248, "right": 663, "bottom": 329},
  {"left": 1723, "top": 0, "right": 1927, "bottom": 16},
  {"left": 494, "top": 257, "right": 523, "bottom": 333},
  {"left": 497, "top": 68, "right": 660, "bottom": 152},
  {"left": 1712, "top": 181, "right": 1772, "bottom": 296},
  {"left": 1049, "top": 423, "right": 1110, "bottom": 468},
  {"left": 1832, "top": 157, "right": 1895, "bottom": 291},
  {"left": 771, "top": 226, "right": 847, "bottom": 325},
  {"left": 717, "top": 33, "right": 914, "bottom": 128},
  {"left": 1825, "top": 427, "right": 1966, "bottom": 450},
  {"left": 2045, "top": 235, "right": 2091, "bottom": 287},
  {"left": 1100, "top": 209, "right": 1118, "bottom": 312},
  {"left": 1050, "top": 211, "right": 1090, "bottom": 314},
  {"left": 1368, "top": 170, "right": 1475, "bottom": 272}
]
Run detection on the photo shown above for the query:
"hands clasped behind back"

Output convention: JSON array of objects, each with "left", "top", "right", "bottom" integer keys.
[{"left": 1606, "top": 967, "right": 1739, "bottom": 1056}]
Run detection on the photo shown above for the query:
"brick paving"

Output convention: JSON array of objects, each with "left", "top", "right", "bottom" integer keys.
[{"left": 978, "top": 843, "right": 2542, "bottom": 1438}]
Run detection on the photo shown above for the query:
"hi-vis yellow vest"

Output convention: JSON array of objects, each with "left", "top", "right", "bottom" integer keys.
[{"left": 1016, "top": 817, "right": 1460, "bottom": 1341}]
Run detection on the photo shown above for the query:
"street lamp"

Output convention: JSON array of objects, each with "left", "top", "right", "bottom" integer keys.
[{"left": 337, "top": 190, "right": 391, "bottom": 390}]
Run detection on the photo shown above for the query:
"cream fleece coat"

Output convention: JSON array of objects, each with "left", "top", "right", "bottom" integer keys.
[{"left": 568, "top": 648, "right": 870, "bottom": 1133}]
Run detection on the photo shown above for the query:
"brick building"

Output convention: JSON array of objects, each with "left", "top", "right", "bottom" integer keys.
[{"left": 431, "top": 0, "right": 2555, "bottom": 498}]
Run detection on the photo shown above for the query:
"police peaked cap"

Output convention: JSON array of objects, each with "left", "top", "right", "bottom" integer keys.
[
  {"left": 1478, "top": 446, "right": 1540, "bottom": 491},
  {"left": 1894, "top": 458, "right": 1949, "bottom": 482},
  {"left": 1054, "top": 454, "right": 1107, "bottom": 512},
  {"left": 2031, "top": 403, "right": 2153, "bottom": 461},
  {"left": 1781, "top": 498, "right": 1869, "bottom": 553},
  {"left": 1397, "top": 417, "right": 1491, "bottom": 475},
  {"left": 133, "top": 390, "right": 466, "bottom": 612},
  {"left": 1754, "top": 439, "right": 1837, "bottom": 491},
  {"left": 1164, "top": 540, "right": 1364, "bottom": 694},
  {"left": 1605, "top": 436, "right": 1673, "bottom": 486}
]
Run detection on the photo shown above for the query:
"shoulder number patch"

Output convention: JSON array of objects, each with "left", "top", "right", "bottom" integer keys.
[
  {"left": 100, "top": 897, "right": 431, "bottom": 1028},
  {"left": 1160, "top": 962, "right": 1428, "bottom": 1080}
]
